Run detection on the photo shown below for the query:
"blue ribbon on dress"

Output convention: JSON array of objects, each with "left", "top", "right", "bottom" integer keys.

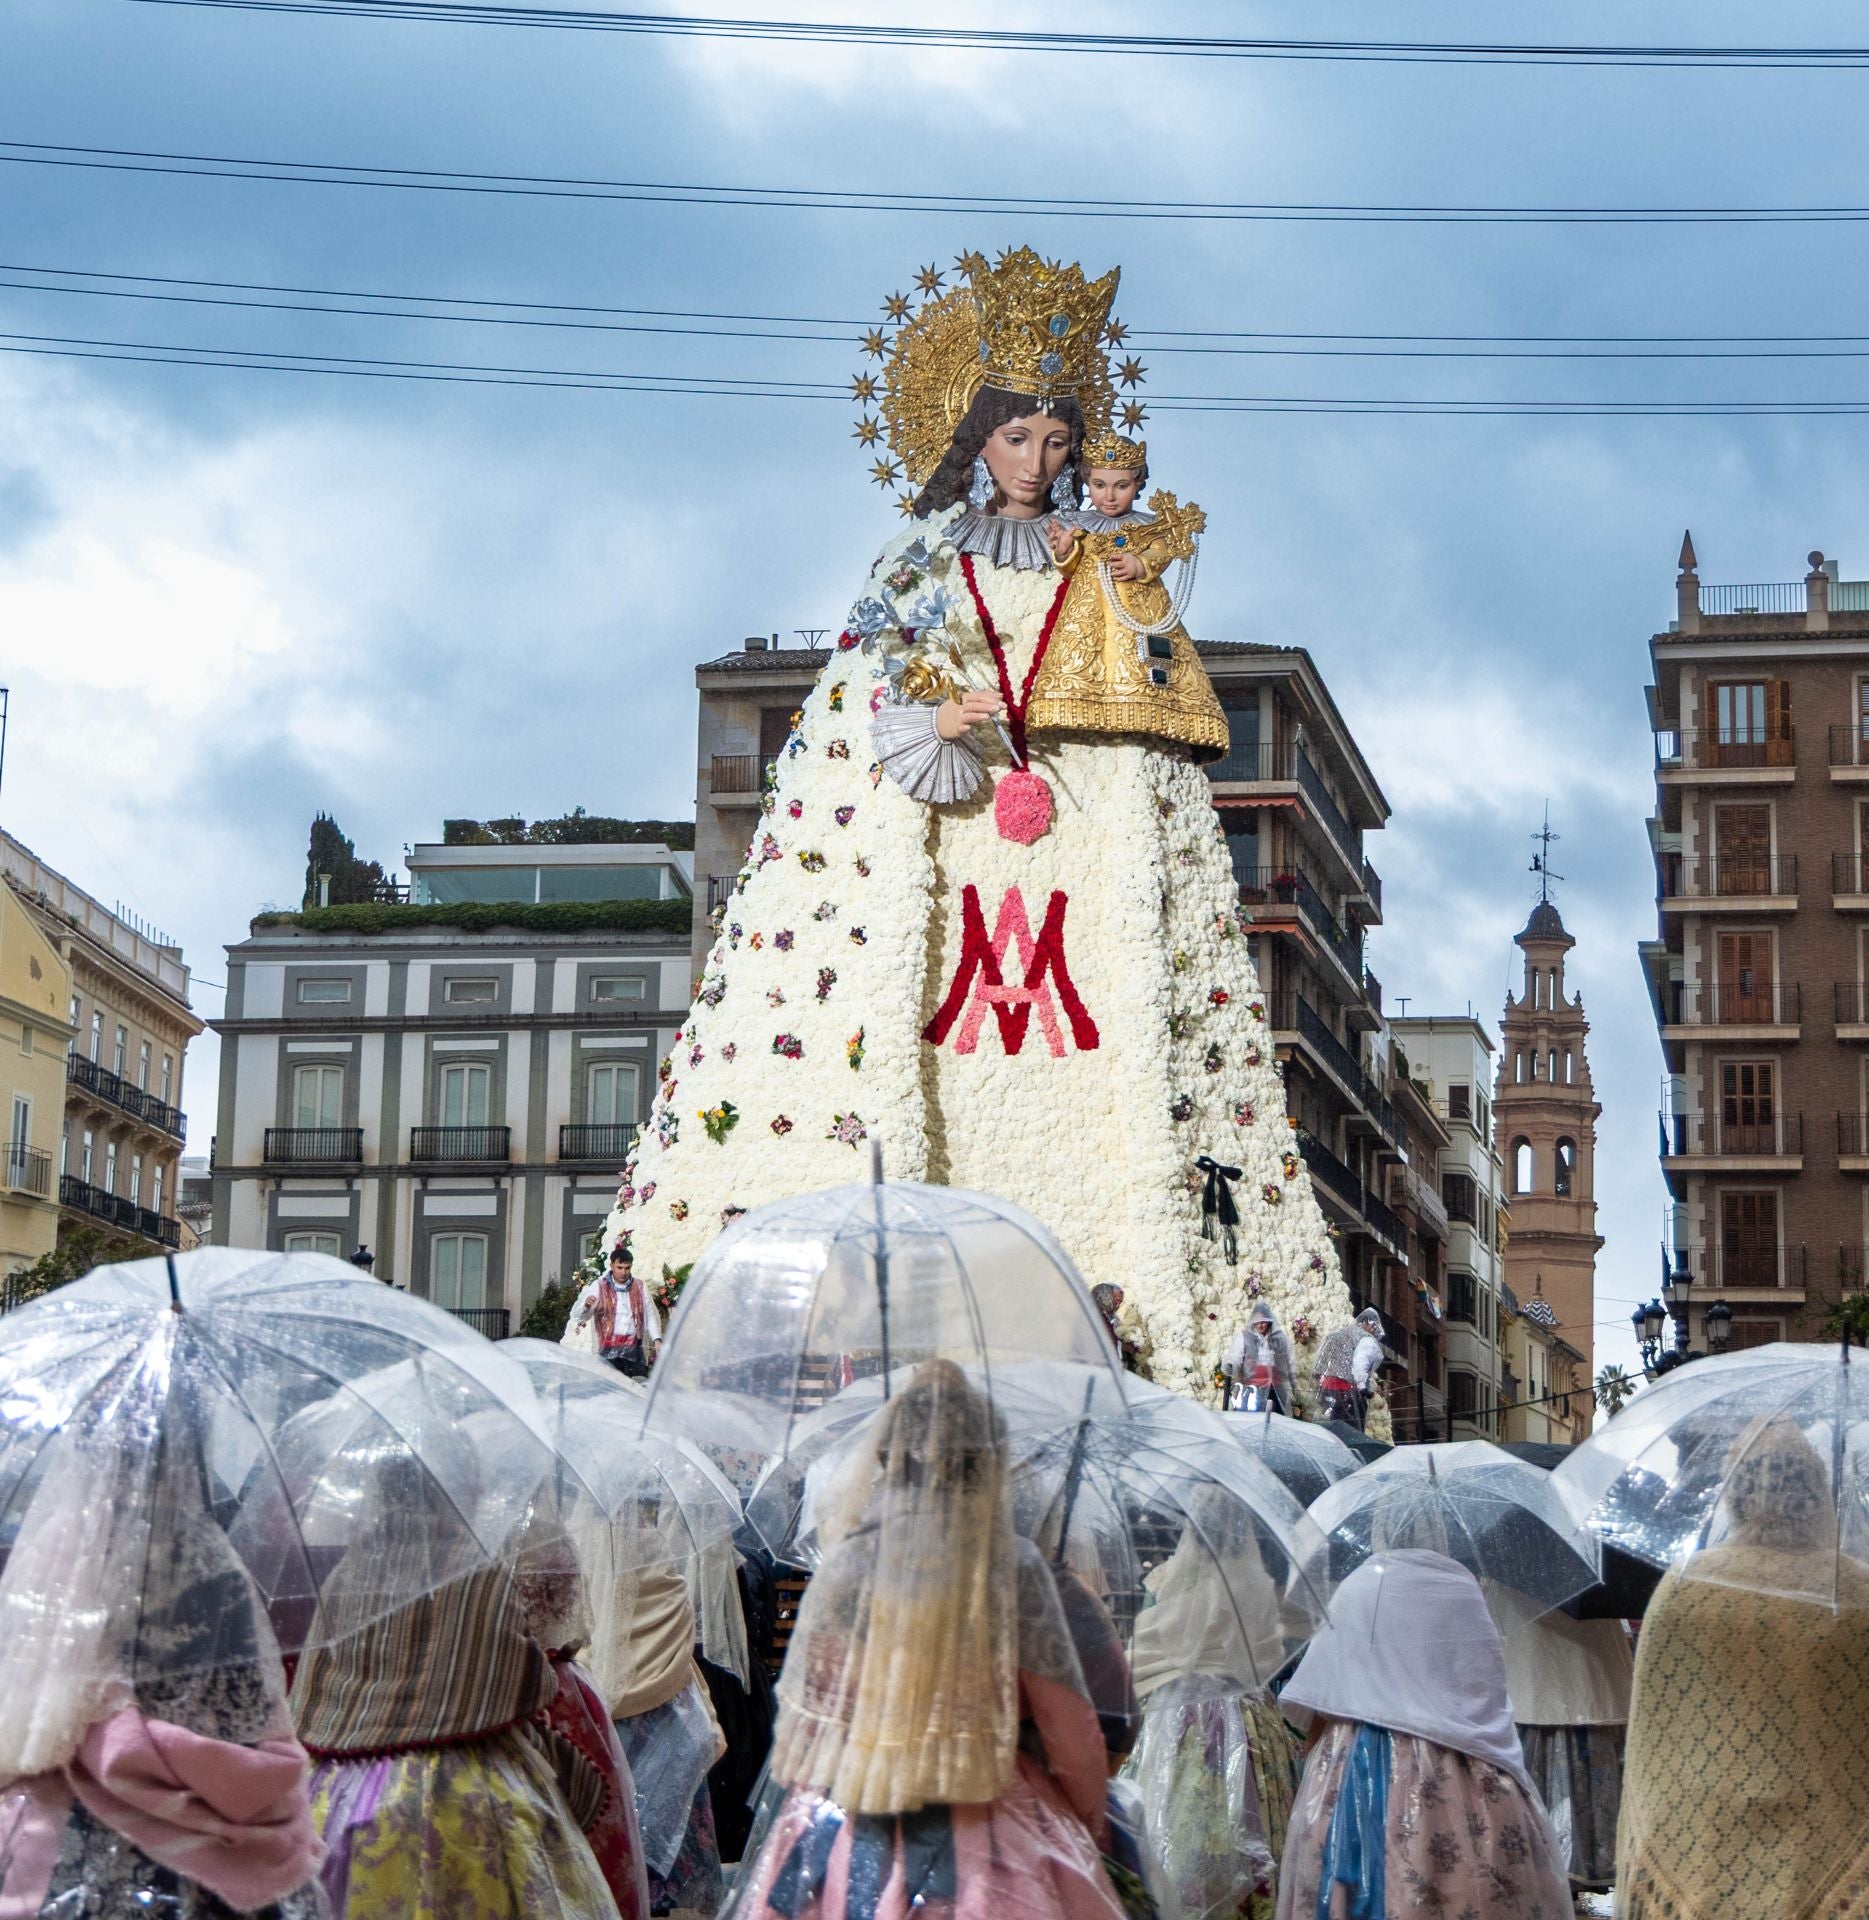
[{"left": 1315, "top": 1723, "right": 1391, "bottom": 1920}]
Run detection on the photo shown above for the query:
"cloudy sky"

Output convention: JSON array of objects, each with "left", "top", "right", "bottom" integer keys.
[{"left": 8, "top": 1, "right": 1869, "bottom": 1379}]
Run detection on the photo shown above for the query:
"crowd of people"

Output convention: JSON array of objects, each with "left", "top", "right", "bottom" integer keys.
[{"left": 0, "top": 1341, "right": 1861, "bottom": 1917}]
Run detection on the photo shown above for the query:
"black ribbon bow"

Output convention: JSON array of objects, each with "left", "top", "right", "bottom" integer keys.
[{"left": 1195, "top": 1154, "right": 1243, "bottom": 1265}]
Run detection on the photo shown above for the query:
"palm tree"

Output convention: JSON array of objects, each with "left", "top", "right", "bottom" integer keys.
[{"left": 1594, "top": 1364, "right": 1635, "bottom": 1417}]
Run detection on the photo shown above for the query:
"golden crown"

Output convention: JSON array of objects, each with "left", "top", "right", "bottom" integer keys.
[
  {"left": 852, "top": 248, "right": 1148, "bottom": 511},
  {"left": 1082, "top": 429, "right": 1147, "bottom": 472}
]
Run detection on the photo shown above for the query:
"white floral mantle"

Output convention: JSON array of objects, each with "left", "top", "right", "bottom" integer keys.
[{"left": 602, "top": 506, "right": 1362, "bottom": 1403}]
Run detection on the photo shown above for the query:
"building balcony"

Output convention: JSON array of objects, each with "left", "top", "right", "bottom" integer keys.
[
  {"left": 1657, "top": 853, "right": 1797, "bottom": 910},
  {"left": 708, "top": 754, "right": 767, "bottom": 802},
  {"left": 58, "top": 1174, "right": 181, "bottom": 1247},
  {"left": 1238, "top": 868, "right": 1363, "bottom": 989},
  {"left": 263, "top": 1127, "right": 363, "bottom": 1165},
  {"left": 706, "top": 874, "right": 737, "bottom": 915},
  {"left": 3, "top": 1143, "right": 50, "bottom": 1198},
  {"left": 1827, "top": 725, "right": 1869, "bottom": 782},
  {"left": 1660, "top": 1110, "right": 1804, "bottom": 1174},
  {"left": 1357, "top": 860, "right": 1383, "bottom": 924},
  {"left": 1653, "top": 724, "right": 1796, "bottom": 785},
  {"left": 1837, "top": 1113, "right": 1869, "bottom": 1170},
  {"left": 1831, "top": 852, "right": 1869, "bottom": 908},
  {"left": 1389, "top": 1160, "right": 1450, "bottom": 1240},
  {"left": 445, "top": 1306, "right": 512, "bottom": 1339},
  {"left": 1837, "top": 982, "right": 1869, "bottom": 1041},
  {"left": 1206, "top": 742, "right": 1367, "bottom": 888},
  {"left": 409, "top": 1125, "right": 511, "bottom": 1163},
  {"left": 560, "top": 1122, "right": 640, "bottom": 1163},
  {"left": 1676, "top": 1239, "right": 1807, "bottom": 1299},
  {"left": 1296, "top": 1126, "right": 1363, "bottom": 1217},
  {"left": 67, "top": 1055, "right": 186, "bottom": 1141},
  {"left": 1659, "top": 981, "right": 1801, "bottom": 1042}
]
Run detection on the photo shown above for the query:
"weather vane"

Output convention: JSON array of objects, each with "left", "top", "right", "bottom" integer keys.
[{"left": 1529, "top": 803, "right": 1564, "bottom": 904}]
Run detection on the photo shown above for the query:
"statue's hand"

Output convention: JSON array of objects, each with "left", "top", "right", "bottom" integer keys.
[
  {"left": 935, "top": 690, "right": 1004, "bottom": 740},
  {"left": 1045, "top": 520, "right": 1077, "bottom": 562},
  {"left": 1106, "top": 552, "right": 1145, "bottom": 582}
]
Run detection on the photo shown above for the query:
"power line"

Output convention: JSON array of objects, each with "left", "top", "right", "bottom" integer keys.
[
  {"left": 17, "top": 259, "right": 1869, "bottom": 353},
  {"left": 21, "top": 322, "right": 1869, "bottom": 415},
  {"left": 16, "top": 139, "right": 1869, "bottom": 225},
  {"left": 109, "top": 3, "right": 1869, "bottom": 70}
]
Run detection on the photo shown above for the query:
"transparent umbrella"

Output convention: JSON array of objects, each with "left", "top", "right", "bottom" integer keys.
[
  {"left": 1550, "top": 1341, "right": 1869, "bottom": 1608},
  {"left": 1220, "top": 1408, "right": 1362, "bottom": 1506},
  {"left": 0, "top": 1248, "right": 557, "bottom": 1678},
  {"left": 641, "top": 1164, "right": 1124, "bottom": 1482},
  {"left": 1304, "top": 1439, "right": 1601, "bottom": 1611}
]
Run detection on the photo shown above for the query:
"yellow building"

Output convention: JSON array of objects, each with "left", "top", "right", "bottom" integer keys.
[
  {"left": 1501, "top": 1286, "right": 1591, "bottom": 1445},
  {"left": 1, "top": 885, "right": 74, "bottom": 1277}
]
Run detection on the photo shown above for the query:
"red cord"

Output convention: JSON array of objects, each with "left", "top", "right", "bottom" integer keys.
[{"left": 959, "top": 552, "right": 1071, "bottom": 767}]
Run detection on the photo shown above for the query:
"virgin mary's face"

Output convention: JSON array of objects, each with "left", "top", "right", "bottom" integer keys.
[{"left": 980, "top": 411, "right": 1074, "bottom": 517}]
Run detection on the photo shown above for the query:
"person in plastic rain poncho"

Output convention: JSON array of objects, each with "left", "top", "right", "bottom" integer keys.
[
  {"left": 1311, "top": 1308, "right": 1384, "bottom": 1431},
  {"left": 1274, "top": 1550, "right": 1571, "bottom": 1920},
  {"left": 292, "top": 1450, "right": 614, "bottom": 1920},
  {"left": 1614, "top": 1416, "right": 1869, "bottom": 1920},
  {"left": 0, "top": 1435, "right": 325, "bottom": 1920},
  {"left": 1121, "top": 1495, "right": 1304, "bottom": 1920},
  {"left": 1223, "top": 1304, "right": 1295, "bottom": 1415},
  {"left": 1482, "top": 1583, "right": 1631, "bottom": 1892},
  {"left": 725, "top": 1358, "right": 1128, "bottom": 1920}
]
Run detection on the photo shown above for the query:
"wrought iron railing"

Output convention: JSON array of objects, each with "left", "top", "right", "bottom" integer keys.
[
  {"left": 1833, "top": 852, "right": 1869, "bottom": 894},
  {"left": 1203, "top": 740, "right": 1287, "bottom": 784},
  {"left": 1660, "top": 1112, "right": 1801, "bottom": 1156},
  {"left": 1295, "top": 1128, "right": 1363, "bottom": 1214},
  {"left": 263, "top": 1127, "right": 363, "bottom": 1164},
  {"left": 67, "top": 1054, "right": 186, "bottom": 1139},
  {"left": 1296, "top": 748, "right": 1363, "bottom": 867},
  {"left": 1658, "top": 853, "right": 1797, "bottom": 898},
  {"left": 1698, "top": 580, "right": 1806, "bottom": 615},
  {"left": 1361, "top": 1186, "right": 1408, "bottom": 1250},
  {"left": 1830, "top": 723, "right": 1869, "bottom": 770},
  {"left": 445, "top": 1306, "right": 511, "bottom": 1339},
  {"left": 709, "top": 754, "right": 759, "bottom": 796},
  {"left": 560, "top": 1123, "right": 640, "bottom": 1161},
  {"left": 1838, "top": 1113, "right": 1869, "bottom": 1158},
  {"left": 1663, "top": 981, "right": 1800, "bottom": 1027},
  {"left": 1238, "top": 869, "right": 1362, "bottom": 979},
  {"left": 409, "top": 1126, "right": 511, "bottom": 1162},
  {"left": 3, "top": 1142, "right": 49, "bottom": 1196},
  {"left": 57, "top": 1174, "right": 180, "bottom": 1245}
]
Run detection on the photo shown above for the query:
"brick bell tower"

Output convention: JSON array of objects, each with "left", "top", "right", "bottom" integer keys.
[{"left": 1494, "top": 818, "right": 1605, "bottom": 1379}]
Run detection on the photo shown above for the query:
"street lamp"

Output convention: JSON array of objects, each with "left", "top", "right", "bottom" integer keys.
[
  {"left": 1705, "top": 1297, "right": 1734, "bottom": 1354},
  {"left": 348, "top": 1244, "right": 376, "bottom": 1276},
  {"left": 1661, "top": 1258, "right": 1695, "bottom": 1364},
  {"left": 1632, "top": 1297, "right": 1669, "bottom": 1375}
]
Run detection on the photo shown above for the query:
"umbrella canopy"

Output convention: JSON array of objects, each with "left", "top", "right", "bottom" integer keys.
[
  {"left": 0, "top": 1248, "right": 557, "bottom": 1670},
  {"left": 1221, "top": 1408, "right": 1362, "bottom": 1505},
  {"left": 642, "top": 1174, "right": 1124, "bottom": 1479},
  {"left": 1305, "top": 1439, "right": 1601, "bottom": 1612},
  {"left": 1550, "top": 1341, "right": 1869, "bottom": 1608},
  {"left": 747, "top": 1359, "right": 1328, "bottom": 1700}
]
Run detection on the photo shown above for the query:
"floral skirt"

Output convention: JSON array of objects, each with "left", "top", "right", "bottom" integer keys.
[
  {"left": 723, "top": 1754, "right": 1125, "bottom": 1920},
  {"left": 1517, "top": 1723, "right": 1622, "bottom": 1889},
  {"left": 308, "top": 1729, "right": 610, "bottom": 1920},
  {"left": 1122, "top": 1685, "right": 1298, "bottom": 1920},
  {"left": 1275, "top": 1722, "right": 1571, "bottom": 1920}
]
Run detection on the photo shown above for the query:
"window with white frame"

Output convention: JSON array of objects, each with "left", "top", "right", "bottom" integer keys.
[
  {"left": 67, "top": 995, "right": 80, "bottom": 1058},
  {"left": 283, "top": 1230, "right": 343, "bottom": 1258},
  {"left": 89, "top": 1011, "right": 102, "bottom": 1062},
  {"left": 160, "top": 1053, "right": 174, "bottom": 1103},
  {"left": 80, "top": 1129, "right": 94, "bottom": 1183},
  {"left": 443, "top": 977, "right": 498, "bottom": 1004},
  {"left": 129, "top": 1152, "right": 143, "bottom": 1205},
  {"left": 137, "top": 1039, "right": 151, "bottom": 1089},
  {"left": 293, "top": 1064, "right": 344, "bottom": 1130},
  {"left": 297, "top": 978, "right": 352, "bottom": 1004},
  {"left": 587, "top": 1060, "right": 640, "bottom": 1126},
  {"left": 104, "top": 1140, "right": 118, "bottom": 1194},
  {"left": 113, "top": 1026, "right": 126, "bottom": 1076},
  {"left": 591, "top": 976, "right": 646, "bottom": 1003},
  {"left": 16, "top": 1024, "right": 29, "bottom": 1058},
  {"left": 438, "top": 1061, "right": 491, "bottom": 1128},
  {"left": 578, "top": 1227, "right": 605, "bottom": 1264},
  {"left": 430, "top": 1232, "right": 490, "bottom": 1310},
  {"left": 8, "top": 1097, "right": 29, "bottom": 1185}
]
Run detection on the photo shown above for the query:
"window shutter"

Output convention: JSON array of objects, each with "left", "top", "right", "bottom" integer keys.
[
  {"left": 1703, "top": 678, "right": 1721, "bottom": 759},
  {"left": 1767, "top": 679, "right": 1791, "bottom": 763}
]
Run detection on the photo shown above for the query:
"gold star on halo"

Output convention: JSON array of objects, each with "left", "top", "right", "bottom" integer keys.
[
  {"left": 852, "top": 416, "right": 882, "bottom": 446},
  {"left": 882, "top": 291, "right": 912, "bottom": 321},
  {"left": 1120, "top": 400, "right": 1148, "bottom": 430},
  {"left": 1102, "top": 319, "right": 1130, "bottom": 347},
  {"left": 895, "top": 490, "right": 920, "bottom": 518},
  {"left": 954, "top": 249, "right": 988, "bottom": 278},
  {"left": 849, "top": 373, "right": 878, "bottom": 401},
  {"left": 860, "top": 327, "right": 887, "bottom": 358},
  {"left": 869, "top": 455, "right": 903, "bottom": 489},
  {"left": 1117, "top": 355, "right": 1147, "bottom": 388},
  {"left": 914, "top": 263, "right": 944, "bottom": 294}
]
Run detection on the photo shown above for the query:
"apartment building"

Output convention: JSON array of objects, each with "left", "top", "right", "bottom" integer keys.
[
  {"left": 1390, "top": 1015, "right": 1510, "bottom": 1439},
  {"left": 1644, "top": 537, "right": 1869, "bottom": 1345},
  {"left": 0, "top": 883, "right": 73, "bottom": 1274},
  {"left": 1493, "top": 897, "right": 1605, "bottom": 1381},
  {"left": 211, "top": 834, "right": 693, "bottom": 1328},
  {"left": 2, "top": 831, "right": 198, "bottom": 1258}
]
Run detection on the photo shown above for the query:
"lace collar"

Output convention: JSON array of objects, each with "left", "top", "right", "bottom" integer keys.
[
  {"left": 950, "top": 507, "right": 1058, "bottom": 572},
  {"left": 1069, "top": 507, "right": 1155, "bottom": 535}
]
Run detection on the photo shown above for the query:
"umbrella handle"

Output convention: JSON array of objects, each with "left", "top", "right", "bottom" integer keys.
[{"left": 1050, "top": 1375, "right": 1098, "bottom": 1571}]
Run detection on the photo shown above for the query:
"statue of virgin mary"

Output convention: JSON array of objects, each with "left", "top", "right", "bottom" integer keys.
[{"left": 603, "top": 247, "right": 1357, "bottom": 1401}]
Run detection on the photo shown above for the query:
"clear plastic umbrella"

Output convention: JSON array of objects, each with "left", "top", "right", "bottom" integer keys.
[
  {"left": 641, "top": 1165, "right": 1124, "bottom": 1483},
  {"left": 1550, "top": 1341, "right": 1869, "bottom": 1608},
  {"left": 1220, "top": 1408, "right": 1362, "bottom": 1506},
  {"left": 0, "top": 1247, "right": 557, "bottom": 1671},
  {"left": 746, "top": 1359, "right": 1328, "bottom": 1700},
  {"left": 1305, "top": 1439, "right": 1601, "bottom": 1611}
]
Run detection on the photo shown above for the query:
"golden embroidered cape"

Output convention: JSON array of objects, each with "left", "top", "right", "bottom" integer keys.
[{"left": 1616, "top": 1543, "right": 1869, "bottom": 1919}]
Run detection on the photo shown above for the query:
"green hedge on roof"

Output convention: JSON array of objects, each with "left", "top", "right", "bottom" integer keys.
[{"left": 252, "top": 899, "right": 694, "bottom": 936}]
